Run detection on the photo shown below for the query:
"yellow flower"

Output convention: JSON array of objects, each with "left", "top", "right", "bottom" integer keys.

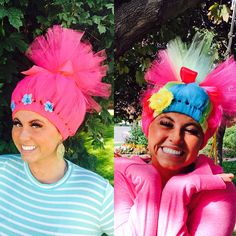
[{"left": 149, "top": 87, "right": 174, "bottom": 117}]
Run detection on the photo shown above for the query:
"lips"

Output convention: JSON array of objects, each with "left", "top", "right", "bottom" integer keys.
[{"left": 162, "top": 147, "right": 184, "bottom": 156}]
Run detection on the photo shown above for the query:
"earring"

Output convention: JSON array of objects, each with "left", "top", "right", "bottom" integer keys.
[{"left": 57, "top": 143, "right": 65, "bottom": 159}]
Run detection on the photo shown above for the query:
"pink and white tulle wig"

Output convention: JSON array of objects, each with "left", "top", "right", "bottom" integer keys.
[{"left": 142, "top": 34, "right": 236, "bottom": 148}]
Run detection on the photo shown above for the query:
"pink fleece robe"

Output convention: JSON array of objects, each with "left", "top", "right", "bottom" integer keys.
[{"left": 114, "top": 155, "right": 236, "bottom": 236}]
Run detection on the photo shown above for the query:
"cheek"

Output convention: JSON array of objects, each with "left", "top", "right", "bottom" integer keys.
[
  {"left": 12, "top": 128, "right": 19, "bottom": 143},
  {"left": 35, "top": 135, "right": 59, "bottom": 154},
  {"left": 148, "top": 131, "right": 163, "bottom": 153},
  {"left": 186, "top": 137, "right": 202, "bottom": 155},
  {"left": 148, "top": 131, "right": 156, "bottom": 151},
  {"left": 43, "top": 130, "right": 62, "bottom": 149}
]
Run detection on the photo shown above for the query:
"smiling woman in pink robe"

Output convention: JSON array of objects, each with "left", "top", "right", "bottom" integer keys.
[{"left": 114, "top": 35, "right": 236, "bottom": 236}]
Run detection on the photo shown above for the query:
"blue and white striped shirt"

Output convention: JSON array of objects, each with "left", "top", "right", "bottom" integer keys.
[{"left": 0, "top": 154, "right": 114, "bottom": 235}]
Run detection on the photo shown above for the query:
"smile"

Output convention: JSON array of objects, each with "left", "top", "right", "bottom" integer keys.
[
  {"left": 162, "top": 147, "right": 183, "bottom": 156},
  {"left": 21, "top": 145, "right": 36, "bottom": 151}
]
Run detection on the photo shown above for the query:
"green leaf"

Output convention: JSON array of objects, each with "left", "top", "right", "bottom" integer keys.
[
  {"left": 98, "top": 24, "right": 106, "bottom": 34},
  {"left": 0, "top": 24, "right": 5, "bottom": 37},
  {"left": 220, "top": 4, "right": 230, "bottom": 22},
  {"left": 1, "top": 33, "right": 27, "bottom": 53},
  {"left": 86, "top": 0, "right": 94, "bottom": 8},
  {"left": 10, "top": 33, "right": 28, "bottom": 51},
  {"left": 124, "top": 65, "right": 129, "bottom": 73},
  {"left": 135, "top": 70, "right": 145, "bottom": 86},
  {"left": 0, "top": 7, "right": 7, "bottom": 19},
  {"left": 0, "top": 0, "right": 9, "bottom": 5},
  {"left": 7, "top": 8, "right": 23, "bottom": 30},
  {"left": 208, "top": 2, "right": 219, "bottom": 11},
  {"left": 92, "top": 15, "right": 101, "bottom": 25},
  {"left": 207, "top": 3, "right": 229, "bottom": 24},
  {"left": 36, "top": 15, "right": 47, "bottom": 24},
  {"left": 106, "top": 3, "right": 114, "bottom": 14}
]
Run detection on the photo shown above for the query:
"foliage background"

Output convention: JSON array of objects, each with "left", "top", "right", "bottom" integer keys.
[{"left": 0, "top": 0, "right": 114, "bottom": 181}]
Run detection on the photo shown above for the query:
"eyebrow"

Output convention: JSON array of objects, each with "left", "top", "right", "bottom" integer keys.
[{"left": 13, "top": 117, "right": 45, "bottom": 124}]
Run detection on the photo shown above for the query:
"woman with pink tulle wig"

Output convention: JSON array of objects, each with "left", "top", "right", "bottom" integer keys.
[{"left": 0, "top": 25, "right": 113, "bottom": 235}]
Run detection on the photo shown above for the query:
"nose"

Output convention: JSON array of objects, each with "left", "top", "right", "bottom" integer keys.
[
  {"left": 18, "top": 127, "right": 31, "bottom": 142},
  {"left": 169, "top": 128, "right": 184, "bottom": 145}
]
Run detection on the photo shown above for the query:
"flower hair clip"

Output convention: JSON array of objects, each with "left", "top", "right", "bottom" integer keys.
[{"left": 148, "top": 87, "right": 174, "bottom": 117}]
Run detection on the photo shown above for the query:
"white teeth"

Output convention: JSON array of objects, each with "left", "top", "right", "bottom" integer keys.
[
  {"left": 162, "top": 147, "right": 182, "bottom": 156},
  {"left": 22, "top": 145, "right": 36, "bottom": 151}
]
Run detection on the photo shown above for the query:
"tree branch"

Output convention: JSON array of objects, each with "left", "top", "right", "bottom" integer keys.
[{"left": 115, "top": 0, "right": 203, "bottom": 57}]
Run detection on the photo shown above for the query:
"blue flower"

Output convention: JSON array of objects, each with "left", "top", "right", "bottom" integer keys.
[
  {"left": 44, "top": 101, "right": 54, "bottom": 112},
  {"left": 11, "top": 101, "right": 16, "bottom": 111},
  {"left": 22, "top": 94, "right": 32, "bottom": 105}
]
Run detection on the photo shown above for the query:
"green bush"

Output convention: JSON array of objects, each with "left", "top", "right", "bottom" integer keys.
[
  {"left": 223, "top": 162, "right": 236, "bottom": 185},
  {"left": 125, "top": 122, "right": 148, "bottom": 146},
  {"left": 223, "top": 125, "right": 236, "bottom": 150}
]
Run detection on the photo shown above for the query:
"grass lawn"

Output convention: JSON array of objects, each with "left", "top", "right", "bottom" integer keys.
[{"left": 81, "top": 123, "right": 114, "bottom": 185}]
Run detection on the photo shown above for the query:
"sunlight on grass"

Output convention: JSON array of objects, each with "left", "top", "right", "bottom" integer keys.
[{"left": 81, "top": 124, "right": 114, "bottom": 185}]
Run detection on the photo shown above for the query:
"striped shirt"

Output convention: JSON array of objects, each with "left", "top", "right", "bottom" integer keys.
[{"left": 0, "top": 154, "right": 114, "bottom": 236}]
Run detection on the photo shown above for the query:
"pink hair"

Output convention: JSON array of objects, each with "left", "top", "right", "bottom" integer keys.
[{"left": 11, "top": 25, "right": 110, "bottom": 140}]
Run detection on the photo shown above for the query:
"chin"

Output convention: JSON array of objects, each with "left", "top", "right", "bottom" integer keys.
[
  {"left": 21, "top": 154, "right": 39, "bottom": 164},
  {"left": 165, "top": 162, "right": 195, "bottom": 174},
  {"left": 21, "top": 155, "right": 32, "bottom": 163},
  {"left": 159, "top": 159, "right": 189, "bottom": 172},
  {"left": 163, "top": 164, "right": 182, "bottom": 171}
]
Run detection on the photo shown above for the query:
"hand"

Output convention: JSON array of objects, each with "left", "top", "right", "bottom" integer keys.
[{"left": 217, "top": 173, "right": 234, "bottom": 182}]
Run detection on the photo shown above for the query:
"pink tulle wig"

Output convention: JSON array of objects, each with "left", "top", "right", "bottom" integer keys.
[{"left": 11, "top": 25, "right": 110, "bottom": 140}]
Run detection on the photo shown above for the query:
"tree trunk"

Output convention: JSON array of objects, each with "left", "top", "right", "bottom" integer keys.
[
  {"left": 216, "top": 124, "right": 226, "bottom": 166},
  {"left": 115, "top": 0, "right": 203, "bottom": 56}
]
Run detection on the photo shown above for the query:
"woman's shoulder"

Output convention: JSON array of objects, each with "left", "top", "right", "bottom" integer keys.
[
  {"left": 115, "top": 155, "right": 147, "bottom": 168},
  {"left": 115, "top": 156, "right": 158, "bottom": 180},
  {"left": 68, "top": 160, "right": 111, "bottom": 189},
  {"left": 0, "top": 154, "right": 22, "bottom": 164}
]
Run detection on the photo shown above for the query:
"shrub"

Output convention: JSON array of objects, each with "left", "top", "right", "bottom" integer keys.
[{"left": 125, "top": 122, "right": 148, "bottom": 147}]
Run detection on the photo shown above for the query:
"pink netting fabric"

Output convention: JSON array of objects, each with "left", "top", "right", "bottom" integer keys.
[{"left": 11, "top": 25, "right": 111, "bottom": 140}]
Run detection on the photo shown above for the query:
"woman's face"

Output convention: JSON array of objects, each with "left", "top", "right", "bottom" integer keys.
[
  {"left": 148, "top": 112, "right": 204, "bottom": 173},
  {"left": 12, "top": 110, "right": 62, "bottom": 164}
]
